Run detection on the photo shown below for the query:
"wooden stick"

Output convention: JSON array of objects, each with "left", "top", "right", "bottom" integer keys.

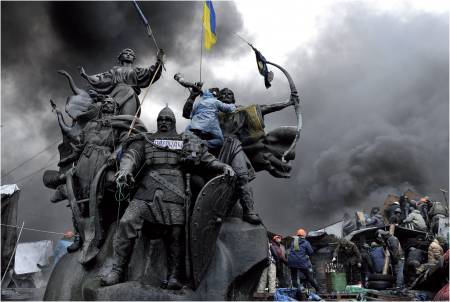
[
  {"left": 382, "top": 224, "right": 396, "bottom": 274},
  {"left": 1, "top": 222, "right": 24, "bottom": 284},
  {"left": 440, "top": 189, "right": 449, "bottom": 209},
  {"left": 127, "top": 63, "right": 162, "bottom": 137}
]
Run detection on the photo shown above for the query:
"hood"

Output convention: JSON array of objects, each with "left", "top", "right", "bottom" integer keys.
[
  {"left": 339, "top": 238, "right": 348, "bottom": 245},
  {"left": 412, "top": 210, "right": 421, "bottom": 214},
  {"left": 374, "top": 213, "right": 382, "bottom": 218}
]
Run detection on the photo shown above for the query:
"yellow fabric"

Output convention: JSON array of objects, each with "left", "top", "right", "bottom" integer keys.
[
  {"left": 218, "top": 105, "right": 265, "bottom": 138},
  {"left": 202, "top": 2, "right": 217, "bottom": 51}
]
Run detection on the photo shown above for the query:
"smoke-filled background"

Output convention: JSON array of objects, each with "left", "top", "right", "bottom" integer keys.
[{"left": 1, "top": 1, "right": 448, "bottom": 244}]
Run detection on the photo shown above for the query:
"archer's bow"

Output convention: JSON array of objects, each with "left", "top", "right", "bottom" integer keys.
[
  {"left": 266, "top": 62, "right": 302, "bottom": 162},
  {"left": 234, "top": 32, "right": 302, "bottom": 162}
]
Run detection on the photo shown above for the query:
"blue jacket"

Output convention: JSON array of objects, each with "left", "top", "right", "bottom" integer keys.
[
  {"left": 369, "top": 246, "right": 385, "bottom": 273},
  {"left": 185, "top": 89, "right": 236, "bottom": 149},
  {"left": 287, "top": 237, "right": 313, "bottom": 269}
]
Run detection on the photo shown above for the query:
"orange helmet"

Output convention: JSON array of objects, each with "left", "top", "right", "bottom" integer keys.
[
  {"left": 273, "top": 235, "right": 282, "bottom": 241},
  {"left": 65, "top": 231, "right": 73, "bottom": 238},
  {"left": 297, "top": 229, "right": 307, "bottom": 236},
  {"left": 420, "top": 198, "right": 427, "bottom": 202}
]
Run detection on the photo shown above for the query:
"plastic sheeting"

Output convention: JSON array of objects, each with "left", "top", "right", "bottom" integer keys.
[
  {"left": 274, "top": 288, "right": 298, "bottom": 301},
  {"left": 1, "top": 189, "right": 19, "bottom": 273},
  {"left": 1, "top": 184, "right": 20, "bottom": 196},
  {"left": 14, "top": 240, "right": 53, "bottom": 274}
]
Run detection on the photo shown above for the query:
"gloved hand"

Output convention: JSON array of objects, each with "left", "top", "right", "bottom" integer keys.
[
  {"left": 357, "top": 263, "right": 361, "bottom": 268},
  {"left": 116, "top": 170, "right": 134, "bottom": 188}
]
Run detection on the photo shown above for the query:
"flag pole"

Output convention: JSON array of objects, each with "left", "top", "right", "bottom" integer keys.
[{"left": 200, "top": 18, "right": 204, "bottom": 82}]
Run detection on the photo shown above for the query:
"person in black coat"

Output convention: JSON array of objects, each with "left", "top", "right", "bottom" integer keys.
[
  {"left": 384, "top": 202, "right": 400, "bottom": 219},
  {"left": 360, "top": 244, "right": 375, "bottom": 283},
  {"left": 376, "top": 230, "right": 404, "bottom": 288},
  {"left": 404, "top": 247, "right": 428, "bottom": 286}
]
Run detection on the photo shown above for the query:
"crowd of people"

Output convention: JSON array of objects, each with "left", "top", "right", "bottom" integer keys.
[{"left": 256, "top": 195, "right": 448, "bottom": 294}]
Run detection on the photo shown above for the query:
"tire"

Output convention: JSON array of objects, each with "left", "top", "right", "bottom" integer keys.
[
  {"left": 368, "top": 274, "right": 396, "bottom": 282},
  {"left": 368, "top": 280, "right": 392, "bottom": 290}
]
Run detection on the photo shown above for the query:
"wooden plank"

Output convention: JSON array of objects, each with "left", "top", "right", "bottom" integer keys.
[
  {"left": 403, "top": 189, "right": 417, "bottom": 201},
  {"left": 381, "top": 194, "right": 400, "bottom": 224},
  {"left": 356, "top": 211, "right": 367, "bottom": 228},
  {"left": 367, "top": 292, "right": 407, "bottom": 301}
]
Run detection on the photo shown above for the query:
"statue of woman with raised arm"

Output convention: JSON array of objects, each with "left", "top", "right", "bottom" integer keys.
[{"left": 78, "top": 48, "right": 162, "bottom": 117}]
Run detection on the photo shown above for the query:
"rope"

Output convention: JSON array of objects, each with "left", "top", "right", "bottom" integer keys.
[
  {"left": 1, "top": 115, "right": 98, "bottom": 179},
  {"left": 18, "top": 212, "right": 71, "bottom": 223},
  {"left": 127, "top": 63, "right": 162, "bottom": 137},
  {"left": 1, "top": 160, "right": 59, "bottom": 190},
  {"left": 21, "top": 150, "right": 59, "bottom": 190},
  {"left": 1, "top": 223, "right": 80, "bottom": 237}
]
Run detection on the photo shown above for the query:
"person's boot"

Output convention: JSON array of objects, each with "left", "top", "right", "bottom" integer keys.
[
  {"left": 67, "top": 221, "right": 82, "bottom": 253},
  {"left": 166, "top": 228, "right": 184, "bottom": 290},
  {"left": 100, "top": 238, "right": 134, "bottom": 287},
  {"left": 239, "top": 186, "right": 262, "bottom": 224},
  {"left": 67, "top": 235, "right": 82, "bottom": 253}
]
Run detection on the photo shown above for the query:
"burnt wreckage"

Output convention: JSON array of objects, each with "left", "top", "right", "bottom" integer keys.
[{"left": 42, "top": 49, "right": 302, "bottom": 301}]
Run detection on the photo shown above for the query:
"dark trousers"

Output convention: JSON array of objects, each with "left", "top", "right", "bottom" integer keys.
[
  {"left": 276, "top": 265, "right": 287, "bottom": 287},
  {"left": 289, "top": 267, "right": 319, "bottom": 290},
  {"left": 344, "top": 264, "right": 359, "bottom": 285}
]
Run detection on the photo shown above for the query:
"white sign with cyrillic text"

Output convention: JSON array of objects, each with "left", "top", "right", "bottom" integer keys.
[{"left": 154, "top": 140, "right": 183, "bottom": 149}]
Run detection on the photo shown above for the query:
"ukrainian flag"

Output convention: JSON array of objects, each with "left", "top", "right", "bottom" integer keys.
[{"left": 202, "top": 1, "right": 217, "bottom": 50}]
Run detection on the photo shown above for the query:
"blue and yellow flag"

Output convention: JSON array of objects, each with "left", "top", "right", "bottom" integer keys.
[{"left": 202, "top": 1, "right": 217, "bottom": 50}]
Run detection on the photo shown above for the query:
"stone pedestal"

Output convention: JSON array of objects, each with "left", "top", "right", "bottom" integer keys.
[{"left": 44, "top": 218, "right": 267, "bottom": 301}]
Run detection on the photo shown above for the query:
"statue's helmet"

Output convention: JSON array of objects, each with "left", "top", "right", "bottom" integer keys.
[{"left": 157, "top": 104, "right": 176, "bottom": 122}]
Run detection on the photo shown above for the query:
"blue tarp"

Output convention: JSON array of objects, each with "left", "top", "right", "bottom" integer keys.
[
  {"left": 185, "top": 89, "right": 235, "bottom": 149},
  {"left": 274, "top": 288, "right": 298, "bottom": 301},
  {"left": 52, "top": 240, "right": 72, "bottom": 268}
]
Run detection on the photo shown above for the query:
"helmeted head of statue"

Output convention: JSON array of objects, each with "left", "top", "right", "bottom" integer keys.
[
  {"left": 117, "top": 48, "right": 136, "bottom": 65},
  {"left": 218, "top": 88, "right": 236, "bottom": 104},
  {"left": 157, "top": 104, "right": 176, "bottom": 133}
]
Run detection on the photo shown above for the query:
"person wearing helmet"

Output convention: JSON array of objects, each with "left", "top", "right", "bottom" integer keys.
[
  {"left": 272, "top": 236, "right": 288, "bottom": 287},
  {"left": 416, "top": 198, "right": 430, "bottom": 227},
  {"left": 389, "top": 208, "right": 404, "bottom": 225},
  {"left": 287, "top": 229, "right": 321, "bottom": 293},
  {"left": 428, "top": 201, "right": 449, "bottom": 225},
  {"left": 384, "top": 201, "right": 401, "bottom": 219},
  {"left": 403, "top": 207, "right": 427, "bottom": 231},
  {"left": 375, "top": 230, "right": 404, "bottom": 288},
  {"left": 332, "top": 238, "right": 362, "bottom": 285}
]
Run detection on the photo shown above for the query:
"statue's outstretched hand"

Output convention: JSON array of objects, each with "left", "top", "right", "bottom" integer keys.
[
  {"left": 78, "top": 66, "right": 87, "bottom": 78},
  {"left": 116, "top": 170, "right": 134, "bottom": 188},
  {"left": 222, "top": 164, "right": 235, "bottom": 177},
  {"left": 50, "top": 99, "right": 61, "bottom": 114}
]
